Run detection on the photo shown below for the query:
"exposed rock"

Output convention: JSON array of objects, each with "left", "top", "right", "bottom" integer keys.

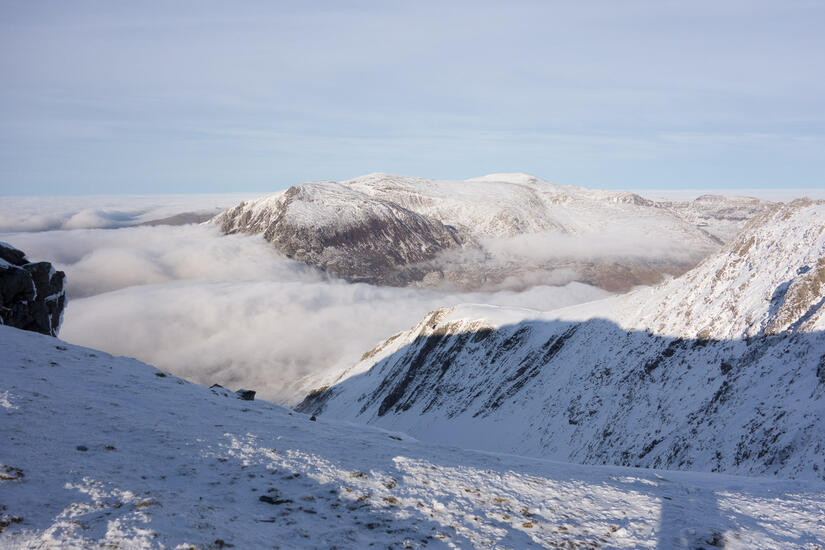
[
  {"left": 216, "top": 182, "right": 463, "bottom": 286},
  {"left": 258, "top": 496, "right": 292, "bottom": 505},
  {"left": 236, "top": 389, "right": 256, "bottom": 401},
  {"left": 209, "top": 384, "right": 232, "bottom": 398},
  {"left": 766, "top": 256, "right": 825, "bottom": 334},
  {"left": 0, "top": 245, "right": 26, "bottom": 265},
  {"left": 0, "top": 242, "right": 66, "bottom": 336},
  {"left": 0, "top": 465, "right": 24, "bottom": 481}
]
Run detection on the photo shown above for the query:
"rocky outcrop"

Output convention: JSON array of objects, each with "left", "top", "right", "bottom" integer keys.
[{"left": 0, "top": 242, "right": 66, "bottom": 336}]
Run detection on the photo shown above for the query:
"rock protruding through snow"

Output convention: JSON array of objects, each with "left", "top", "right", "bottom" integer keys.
[{"left": 0, "top": 242, "right": 66, "bottom": 336}]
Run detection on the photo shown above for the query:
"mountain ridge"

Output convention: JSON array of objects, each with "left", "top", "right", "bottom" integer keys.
[
  {"left": 297, "top": 199, "right": 825, "bottom": 480},
  {"left": 212, "top": 173, "right": 775, "bottom": 291}
]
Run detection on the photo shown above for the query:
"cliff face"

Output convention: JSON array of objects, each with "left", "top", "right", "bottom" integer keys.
[
  {"left": 0, "top": 242, "right": 66, "bottom": 336},
  {"left": 214, "top": 183, "right": 463, "bottom": 285}
]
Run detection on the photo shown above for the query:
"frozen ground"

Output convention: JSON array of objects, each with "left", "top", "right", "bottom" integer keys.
[{"left": 2, "top": 325, "right": 824, "bottom": 549}]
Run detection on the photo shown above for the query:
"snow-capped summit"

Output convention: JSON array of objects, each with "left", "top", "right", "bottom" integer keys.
[
  {"left": 213, "top": 173, "right": 774, "bottom": 291},
  {"left": 298, "top": 199, "right": 825, "bottom": 480}
]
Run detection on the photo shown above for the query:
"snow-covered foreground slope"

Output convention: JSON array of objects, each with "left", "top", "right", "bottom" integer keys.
[
  {"left": 2, "top": 326, "right": 824, "bottom": 549},
  {"left": 299, "top": 201, "right": 825, "bottom": 480},
  {"left": 214, "top": 173, "right": 774, "bottom": 291}
]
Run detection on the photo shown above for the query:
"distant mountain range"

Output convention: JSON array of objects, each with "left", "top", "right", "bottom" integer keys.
[
  {"left": 213, "top": 173, "right": 774, "bottom": 291},
  {"left": 298, "top": 199, "right": 825, "bottom": 480}
]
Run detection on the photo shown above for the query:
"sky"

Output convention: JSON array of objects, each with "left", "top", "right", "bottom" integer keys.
[{"left": 1, "top": 1, "right": 824, "bottom": 195}]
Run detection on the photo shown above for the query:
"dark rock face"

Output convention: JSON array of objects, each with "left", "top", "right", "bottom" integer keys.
[
  {"left": 298, "top": 316, "right": 825, "bottom": 480},
  {"left": 236, "top": 389, "right": 256, "bottom": 401},
  {"left": 215, "top": 183, "right": 464, "bottom": 286},
  {"left": 0, "top": 242, "right": 66, "bottom": 336}
]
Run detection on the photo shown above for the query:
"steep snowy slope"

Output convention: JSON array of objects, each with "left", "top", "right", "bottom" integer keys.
[
  {"left": 213, "top": 173, "right": 773, "bottom": 290},
  {"left": 298, "top": 200, "right": 825, "bottom": 480},
  {"left": 623, "top": 199, "right": 825, "bottom": 339},
  {"left": 2, "top": 326, "right": 824, "bottom": 549}
]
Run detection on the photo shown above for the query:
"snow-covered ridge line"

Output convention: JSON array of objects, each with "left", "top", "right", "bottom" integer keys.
[
  {"left": 2, "top": 325, "right": 824, "bottom": 548},
  {"left": 298, "top": 200, "right": 825, "bottom": 480},
  {"left": 212, "top": 172, "right": 775, "bottom": 291},
  {"left": 616, "top": 198, "right": 825, "bottom": 340}
]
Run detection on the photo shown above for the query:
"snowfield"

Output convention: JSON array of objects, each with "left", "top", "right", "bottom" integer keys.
[{"left": 1, "top": 326, "right": 824, "bottom": 549}]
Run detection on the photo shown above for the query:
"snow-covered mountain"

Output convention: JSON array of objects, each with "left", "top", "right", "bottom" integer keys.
[
  {"left": 656, "top": 193, "right": 775, "bottom": 242},
  {"left": 216, "top": 181, "right": 464, "bottom": 285},
  {"left": 609, "top": 198, "right": 825, "bottom": 339},
  {"left": 213, "top": 173, "right": 774, "bottom": 291},
  {"left": 298, "top": 200, "right": 825, "bottom": 480},
  {"left": 2, "top": 325, "right": 824, "bottom": 549}
]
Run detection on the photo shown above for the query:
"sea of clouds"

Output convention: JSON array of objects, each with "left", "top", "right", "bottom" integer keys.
[
  {"left": 0, "top": 194, "right": 254, "bottom": 232},
  {"left": 0, "top": 197, "right": 611, "bottom": 403}
]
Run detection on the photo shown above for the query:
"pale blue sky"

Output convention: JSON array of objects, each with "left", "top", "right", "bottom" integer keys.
[{"left": 1, "top": 1, "right": 824, "bottom": 195}]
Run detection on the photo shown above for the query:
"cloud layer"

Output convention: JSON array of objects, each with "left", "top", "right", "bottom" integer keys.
[
  {"left": 0, "top": 194, "right": 252, "bottom": 232},
  {"left": 481, "top": 230, "right": 709, "bottom": 264},
  {"left": 2, "top": 223, "right": 610, "bottom": 403}
]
